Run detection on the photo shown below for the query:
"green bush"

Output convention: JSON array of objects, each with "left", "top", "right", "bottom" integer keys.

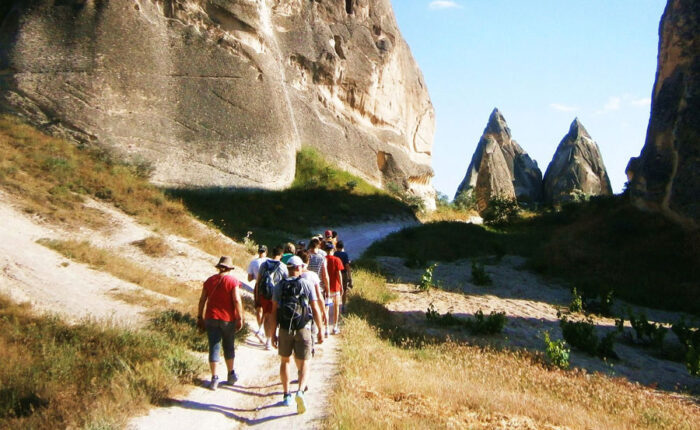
[
  {"left": 464, "top": 310, "right": 507, "bottom": 335},
  {"left": 482, "top": 195, "right": 519, "bottom": 225},
  {"left": 560, "top": 316, "right": 599, "bottom": 356},
  {"left": 569, "top": 287, "right": 583, "bottom": 313},
  {"left": 454, "top": 190, "right": 477, "bottom": 211},
  {"left": 425, "top": 305, "right": 506, "bottom": 335},
  {"left": 598, "top": 332, "right": 619, "bottom": 360},
  {"left": 628, "top": 310, "right": 667, "bottom": 349},
  {"left": 471, "top": 260, "right": 492, "bottom": 286},
  {"left": 419, "top": 263, "right": 438, "bottom": 292},
  {"left": 543, "top": 330, "right": 570, "bottom": 369},
  {"left": 671, "top": 317, "right": 700, "bottom": 376}
]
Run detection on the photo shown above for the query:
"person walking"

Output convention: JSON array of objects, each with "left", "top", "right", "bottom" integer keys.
[
  {"left": 299, "top": 250, "right": 326, "bottom": 336},
  {"left": 256, "top": 245, "right": 288, "bottom": 350},
  {"left": 334, "top": 241, "right": 352, "bottom": 312},
  {"left": 247, "top": 244, "right": 269, "bottom": 342},
  {"left": 324, "top": 241, "right": 344, "bottom": 334},
  {"left": 271, "top": 256, "right": 325, "bottom": 414},
  {"left": 306, "top": 238, "right": 330, "bottom": 336},
  {"left": 197, "top": 256, "right": 245, "bottom": 390},
  {"left": 281, "top": 242, "right": 296, "bottom": 264}
]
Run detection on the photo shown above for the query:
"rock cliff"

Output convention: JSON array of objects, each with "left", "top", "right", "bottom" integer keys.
[
  {"left": 626, "top": 0, "right": 699, "bottom": 228},
  {"left": 543, "top": 119, "right": 612, "bottom": 204},
  {"left": 0, "top": 0, "right": 435, "bottom": 207},
  {"left": 455, "top": 108, "right": 542, "bottom": 206}
]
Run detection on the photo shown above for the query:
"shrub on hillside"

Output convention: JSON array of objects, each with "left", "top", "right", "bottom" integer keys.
[
  {"left": 419, "top": 263, "right": 438, "bottom": 292},
  {"left": 628, "top": 310, "right": 667, "bottom": 349},
  {"left": 543, "top": 330, "right": 570, "bottom": 369},
  {"left": 671, "top": 317, "right": 700, "bottom": 376},
  {"left": 482, "top": 195, "right": 519, "bottom": 225},
  {"left": 471, "top": 260, "right": 492, "bottom": 286},
  {"left": 569, "top": 287, "right": 583, "bottom": 313},
  {"left": 425, "top": 305, "right": 506, "bottom": 335},
  {"left": 559, "top": 316, "right": 617, "bottom": 359}
]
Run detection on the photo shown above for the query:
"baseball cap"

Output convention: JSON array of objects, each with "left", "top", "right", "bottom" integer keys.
[
  {"left": 324, "top": 241, "right": 335, "bottom": 250},
  {"left": 324, "top": 229, "right": 332, "bottom": 237},
  {"left": 258, "top": 244, "right": 267, "bottom": 253},
  {"left": 286, "top": 255, "right": 304, "bottom": 267}
]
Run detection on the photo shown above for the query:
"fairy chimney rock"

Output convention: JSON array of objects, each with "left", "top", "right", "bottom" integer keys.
[
  {"left": 543, "top": 118, "right": 612, "bottom": 204},
  {"left": 455, "top": 108, "right": 542, "bottom": 205}
]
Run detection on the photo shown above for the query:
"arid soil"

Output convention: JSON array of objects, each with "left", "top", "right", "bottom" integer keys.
[{"left": 377, "top": 255, "right": 699, "bottom": 394}]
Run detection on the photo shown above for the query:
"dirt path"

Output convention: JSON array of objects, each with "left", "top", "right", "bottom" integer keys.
[{"left": 313, "top": 218, "right": 417, "bottom": 258}]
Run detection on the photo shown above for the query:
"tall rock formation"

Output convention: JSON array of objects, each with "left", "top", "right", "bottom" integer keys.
[
  {"left": 626, "top": 0, "right": 699, "bottom": 228},
  {"left": 0, "top": 0, "right": 435, "bottom": 207},
  {"left": 543, "top": 119, "right": 612, "bottom": 204},
  {"left": 472, "top": 136, "right": 516, "bottom": 212},
  {"left": 455, "top": 108, "right": 542, "bottom": 206}
]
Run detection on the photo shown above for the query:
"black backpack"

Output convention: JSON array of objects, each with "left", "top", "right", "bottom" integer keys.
[
  {"left": 277, "top": 277, "right": 312, "bottom": 331},
  {"left": 259, "top": 260, "right": 285, "bottom": 300}
]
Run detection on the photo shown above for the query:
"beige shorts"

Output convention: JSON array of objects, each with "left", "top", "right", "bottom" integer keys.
[{"left": 278, "top": 327, "right": 313, "bottom": 360}]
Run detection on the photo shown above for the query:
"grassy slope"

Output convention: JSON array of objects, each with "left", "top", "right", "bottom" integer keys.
[
  {"left": 365, "top": 196, "right": 700, "bottom": 315},
  {"left": 328, "top": 269, "right": 699, "bottom": 429},
  {"left": 167, "top": 147, "right": 415, "bottom": 247},
  {"left": 0, "top": 116, "right": 247, "bottom": 428}
]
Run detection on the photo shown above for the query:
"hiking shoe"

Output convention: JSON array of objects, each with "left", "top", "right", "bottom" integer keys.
[
  {"left": 333, "top": 327, "right": 340, "bottom": 335},
  {"left": 282, "top": 393, "right": 293, "bottom": 407},
  {"left": 227, "top": 370, "right": 238, "bottom": 385},
  {"left": 208, "top": 375, "right": 219, "bottom": 391},
  {"left": 324, "top": 328, "right": 329, "bottom": 337},
  {"left": 295, "top": 390, "right": 307, "bottom": 414},
  {"left": 265, "top": 340, "right": 272, "bottom": 350}
]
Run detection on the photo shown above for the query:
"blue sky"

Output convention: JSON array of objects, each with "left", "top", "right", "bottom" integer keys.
[{"left": 391, "top": 1, "right": 666, "bottom": 197}]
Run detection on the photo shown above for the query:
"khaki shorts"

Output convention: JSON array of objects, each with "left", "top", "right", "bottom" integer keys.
[{"left": 278, "top": 327, "right": 313, "bottom": 360}]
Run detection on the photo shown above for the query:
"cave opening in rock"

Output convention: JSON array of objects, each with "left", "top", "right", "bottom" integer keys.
[{"left": 345, "top": 0, "right": 353, "bottom": 15}]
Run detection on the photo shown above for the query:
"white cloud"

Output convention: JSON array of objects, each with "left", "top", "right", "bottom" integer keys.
[
  {"left": 631, "top": 97, "right": 651, "bottom": 107},
  {"left": 429, "top": 1, "right": 463, "bottom": 10},
  {"left": 550, "top": 103, "right": 578, "bottom": 112}
]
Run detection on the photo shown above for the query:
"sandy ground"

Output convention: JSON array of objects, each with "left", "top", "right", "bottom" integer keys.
[
  {"left": 377, "top": 255, "right": 700, "bottom": 394},
  {"left": 309, "top": 218, "right": 418, "bottom": 258}
]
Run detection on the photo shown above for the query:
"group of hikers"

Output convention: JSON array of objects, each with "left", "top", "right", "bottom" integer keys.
[{"left": 196, "top": 229, "right": 352, "bottom": 415}]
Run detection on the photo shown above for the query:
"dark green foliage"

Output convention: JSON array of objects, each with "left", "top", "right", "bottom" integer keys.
[
  {"left": 560, "top": 316, "right": 599, "bottom": 356},
  {"left": 559, "top": 316, "right": 618, "bottom": 359},
  {"left": 464, "top": 310, "right": 507, "bottom": 335},
  {"left": 366, "top": 195, "right": 699, "bottom": 315},
  {"left": 569, "top": 287, "right": 583, "bottom": 313},
  {"left": 419, "top": 264, "right": 438, "bottom": 291},
  {"left": 628, "top": 310, "right": 667, "bottom": 349},
  {"left": 168, "top": 148, "right": 414, "bottom": 246},
  {"left": 584, "top": 290, "right": 615, "bottom": 317},
  {"left": 149, "top": 310, "right": 208, "bottom": 352},
  {"left": 671, "top": 317, "right": 700, "bottom": 376},
  {"left": 425, "top": 304, "right": 506, "bottom": 335},
  {"left": 471, "top": 260, "right": 492, "bottom": 286},
  {"left": 482, "top": 195, "right": 519, "bottom": 225},
  {"left": 453, "top": 191, "right": 477, "bottom": 211},
  {"left": 543, "top": 331, "right": 570, "bottom": 369}
]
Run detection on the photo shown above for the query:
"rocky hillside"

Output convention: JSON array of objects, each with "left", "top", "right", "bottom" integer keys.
[
  {"left": 0, "top": 0, "right": 435, "bottom": 207},
  {"left": 454, "top": 109, "right": 542, "bottom": 208},
  {"left": 626, "top": 0, "right": 699, "bottom": 229},
  {"left": 543, "top": 118, "right": 612, "bottom": 205}
]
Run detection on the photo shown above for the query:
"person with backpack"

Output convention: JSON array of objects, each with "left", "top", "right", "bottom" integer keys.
[
  {"left": 298, "top": 250, "right": 326, "bottom": 336},
  {"left": 271, "top": 256, "right": 325, "bottom": 414},
  {"left": 255, "top": 245, "right": 288, "bottom": 350},
  {"left": 197, "top": 256, "right": 244, "bottom": 391},
  {"left": 324, "top": 241, "right": 344, "bottom": 334},
  {"left": 306, "top": 238, "right": 330, "bottom": 336},
  {"left": 334, "top": 241, "right": 353, "bottom": 312},
  {"left": 247, "top": 244, "right": 269, "bottom": 342}
]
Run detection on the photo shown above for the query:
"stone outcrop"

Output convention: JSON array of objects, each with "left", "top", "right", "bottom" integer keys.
[
  {"left": 455, "top": 108, "right": 542, "bottom": 207},
  {"left": 472, "top": 136, "right": 516, "bottom": 212},
  {"left": 543, "top": 119, "right": 612, "bottom": 204},
  {"left": 626, "top": 0, "right": 699, "bottom": 228},
  {"left": 0, "top": 0, "right": 435, "bottom": 207}
]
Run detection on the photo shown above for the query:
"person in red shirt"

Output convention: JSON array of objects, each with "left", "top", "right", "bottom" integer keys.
[
  {"left": 197, "top": 256, "right": 245, "bottom": 390},
  {"left": 324, "top": 241, "right": 344, "bottom": 334}
]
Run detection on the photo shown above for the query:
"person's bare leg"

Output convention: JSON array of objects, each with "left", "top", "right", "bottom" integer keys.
[
  {"left": 264, "top": 313, "right": 275, "bottom": 344},
  {"left": 280, "top": 356, "right": 291, "bottom": 394},
  {"left": 333, "top": 295, "right": 341, "bottom": 328},
  {"left": 209, "top": 361, "right": 217, "bottom": 377},
  {"left": 256, "top": 306, "right": 263, "bottom": 327},
  {"left": 225, "top": 358, "right": 233, "bottom": 374},
  {"left": 294, "top": 357, "right": 309, "bottom": 392}
]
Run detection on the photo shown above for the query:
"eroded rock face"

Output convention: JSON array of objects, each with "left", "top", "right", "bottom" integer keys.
[
  {"left": 543, "top": 119, "right": 612, "bottom": 204},
  {"left": 455, "top": 108, "right": 542, "bottom": 206},
  {"left": 626, "top": 0, "right": 699, "bottom": 228},
  {"left": 0, "top": 0, "right": 435, "bottom": 206},
  {"left": 473, "top": 137, "right": 516, "bottom": 212}
]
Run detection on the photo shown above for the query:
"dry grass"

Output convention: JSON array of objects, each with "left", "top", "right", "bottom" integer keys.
[
  {"left": 37, "top": 239, "right": 199, "bottom": 307},
  {"left": 0, "top": 295, "right": 204, "bottom": 429},
  {"left": 0, "top": 115, "right": 250, "bottom": 266},
  {"left": 131, "top": 236, "right": 171, "bottom": 258},
  {"left": 328, "top": 269, "right": 700, "bottom": 430},
  {"left": 419, "top": 205, "right": 480, "bottom": 223}
]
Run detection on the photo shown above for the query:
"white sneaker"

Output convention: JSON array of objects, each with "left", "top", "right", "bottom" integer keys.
[
  {"left": 208, "top": 375, "right": 219, "bottom": 391},
  {"left": 265, "top": 340, "right": 272, "bottom": 350},
  {"left": 333, "top": 327, "right": 340, "bottom": 335}
]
